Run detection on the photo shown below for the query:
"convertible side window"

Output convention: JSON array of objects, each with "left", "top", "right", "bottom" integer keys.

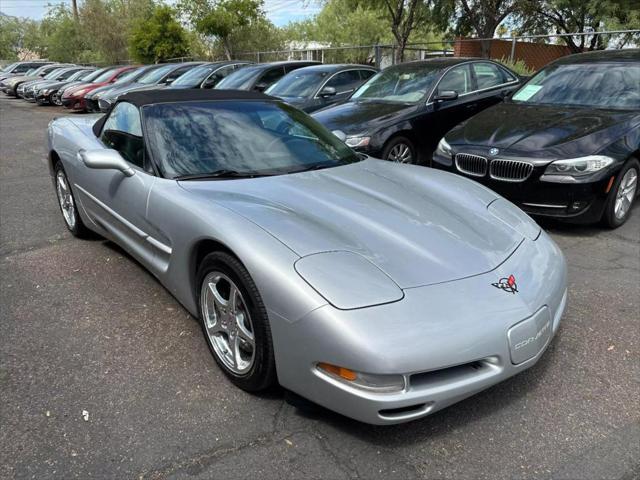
[
  {"left": 100, "top": 102, "right": 146, "bottom": 170},
  {"left": 438, "top": 65, "right": 473, "bottom": 95}
]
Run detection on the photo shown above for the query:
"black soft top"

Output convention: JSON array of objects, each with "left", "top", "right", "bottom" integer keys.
[
  {"left": 92, "top": 88, "right": 273, "bottom": 136},
  {"left": 118, "top": 88, "right": 272, "bottom": 107}
]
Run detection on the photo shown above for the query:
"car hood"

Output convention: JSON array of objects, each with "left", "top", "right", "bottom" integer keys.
[
  {"left": 312, "top": 100, "right": 415, "bottom": 135},
  {"left": 448, "top": 102, "right": 640, "bottom": 158},
  {"left": 179, "top": 159, "right": 528, "bottom": 289}
]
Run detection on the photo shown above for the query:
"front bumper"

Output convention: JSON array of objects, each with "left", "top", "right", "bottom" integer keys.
[
  {"left": 273, "top": 232, "right": 567, "bottom": 424},
  {"left": 85, "top": 97, "right": 100, "bottom": 112},
  {"left": 61, "top": 97, "right": 85, "bottom": 110},
  {"left": 432, "top": 151, "right": 613, "bottom": 223}
]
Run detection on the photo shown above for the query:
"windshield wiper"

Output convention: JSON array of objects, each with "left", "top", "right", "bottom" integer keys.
[
  {"left": 288, "top": 163, "right": 339, "bottom": 174},
  {"left": 175, "top": 169, "right": 270, "bottom": 181}
]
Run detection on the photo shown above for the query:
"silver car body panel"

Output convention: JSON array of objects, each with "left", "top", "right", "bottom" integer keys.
[{"left": 48, "top": 113, "right": 567, "bottom": 424}]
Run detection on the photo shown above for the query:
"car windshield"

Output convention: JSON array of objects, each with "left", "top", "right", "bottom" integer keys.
[
  {"left": 171, "top": 64, "right": 218, "bottom": 87},
  {"left": 144, "top": 100, "right": 360, "bottom": 179},
  {"left": 266, "top": 70, "right": 327, "bottom": 98},
  {"left": 216, "top": 66, "right": 262, "bottom": 89},
  {"left": 31, "top": 65, "right": 53, "bottom": 76},
  {"left": 114, "top": 68, "right": 141, "bottom": 84},
  {"left": 93, "top": 68, "right": 118, "bottom": 83},
  {"left": 138, "top": 64, "right": 174, "bottom": 84},
  {"left": 2, "top": 63, "right": 17, "bottom": 72},
  {"left": 44, "top": 68, "right": 65, "bottom": 80},
  {"left": 512, "top": 63, "right": 640, "bottom": 110},
  {"left": 84, "top": 68, "right": 109, "bottom": 82},
  {"left": 351, "top": 63, "right": 442, "bottom": 103},
  {"left": 69, "top": 70, "right": 91, "bottom": 81}
]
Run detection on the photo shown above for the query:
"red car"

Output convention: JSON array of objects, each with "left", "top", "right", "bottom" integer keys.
[{"left": 61, "top": 65, "right": 137, "bottom": 111}]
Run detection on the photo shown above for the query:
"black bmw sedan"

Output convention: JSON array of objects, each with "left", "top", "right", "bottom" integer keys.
[
  {"left": 312, "top": 58, "right": 521, "bottom": 164},
  {"left": 433, "top": 49, "right": 639, "bottom": 228}
]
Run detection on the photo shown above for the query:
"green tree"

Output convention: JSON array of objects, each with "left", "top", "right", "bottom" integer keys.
[
  {"left": 180, "top": 0, "right": 266, "bottom": 59},
  {"left": 39, "top": 5, "right": 87, "bottom": 62},
  {"left": 519, "top": 0, "right": 640, "bottom": 52},
  {"left": 0, "top": 15, "right": 43, "bottom": 60},
  {"left": 129, "top": 5, "right": 190, "bottom": 62},
  {"left": 433, "top": 0, "right": 527, "bottom": 56}
]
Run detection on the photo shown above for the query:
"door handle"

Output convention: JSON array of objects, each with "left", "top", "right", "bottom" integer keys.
[{"left": 465, "top": 103, "right": 478, "bottom": 109}]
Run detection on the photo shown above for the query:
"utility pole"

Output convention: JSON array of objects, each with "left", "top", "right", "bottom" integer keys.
[{"left": 72, "top": 0, "right": 79, "bottom": 21}]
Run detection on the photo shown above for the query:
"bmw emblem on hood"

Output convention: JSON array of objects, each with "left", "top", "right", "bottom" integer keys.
[{"left": 489, "top": 148, "right": 499, "bottom": 156}]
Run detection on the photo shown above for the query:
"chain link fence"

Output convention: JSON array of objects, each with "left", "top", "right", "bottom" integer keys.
[{"left": 231, "top": 30, "right": 639, "bottom": 74}]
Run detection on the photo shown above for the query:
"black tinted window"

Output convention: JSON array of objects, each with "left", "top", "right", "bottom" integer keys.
[
  {"left": 325, "top": 70, "right": 361, "bottom": 91},
  {"left": 257, "top": 67, "right": 285, "bottom": 89},
  {"left": 472, "top": 62, "right": 506, "bottom": 89},
  {"left": 359, "top": 69, "right": 376, "bottom": 80},
  {"left": 438, "top": 65, "right": 473, "bottom": 94}
]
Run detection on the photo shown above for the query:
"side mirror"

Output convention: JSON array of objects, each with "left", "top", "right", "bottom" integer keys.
[
  {"left": 78, "top": 149, "right": 135, "bottom": 177},
  {"left": 434, "top": 90, "right": 458, "bottom": 102},
  {"left": 319, "top": 86, "right": 337, "bottom": 98},
  {"left": 332, "top": 130, "right": 347, "bottom": 142},
  {"left": 254, "top": 82, "right": 269, "bottom": 92}
]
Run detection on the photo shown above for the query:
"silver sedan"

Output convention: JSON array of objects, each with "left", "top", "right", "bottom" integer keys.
[{"left": 47, "top": 89, "right": 567, "bottom": 424}]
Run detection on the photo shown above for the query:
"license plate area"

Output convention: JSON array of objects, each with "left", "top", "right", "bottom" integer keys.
[{"left": 507, "top": 306, "right": 552, "bottom": 365}]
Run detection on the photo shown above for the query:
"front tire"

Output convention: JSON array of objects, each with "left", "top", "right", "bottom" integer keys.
[
  {"left": 382, "top": 136, "right": 416, "bottom": 164},
  {"left": 54, "top": 162, "right": 91, "bottom": 237},
  {"left": 197, "top": 252, "right": 276, "bottom": 392},
  {"left": 602, "top": 159, "right": 638, "bottom": 228}
]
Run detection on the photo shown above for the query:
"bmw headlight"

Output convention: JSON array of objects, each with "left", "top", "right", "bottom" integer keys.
[
  {"left": 542, "top": 155, "right": 614, "bottom": 182},
  {"left": 436, "top": 137, "right": 452, "bottom": 157},
  {"left": 345, "top": 136, "right": 370, "bottom": 148}
]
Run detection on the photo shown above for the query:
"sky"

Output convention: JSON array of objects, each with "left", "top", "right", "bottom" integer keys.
[{"left": 0, "top": 0, "right": 322, "bottom": 26}]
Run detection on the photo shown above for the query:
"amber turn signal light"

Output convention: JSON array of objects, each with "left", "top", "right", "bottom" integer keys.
[{"left": 317, "top": 362, "right": 357, "bottom": 381}]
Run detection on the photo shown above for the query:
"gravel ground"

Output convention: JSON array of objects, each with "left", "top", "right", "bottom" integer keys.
[{"left": 1, "top": 95, "right": 639, "bottom": 480}]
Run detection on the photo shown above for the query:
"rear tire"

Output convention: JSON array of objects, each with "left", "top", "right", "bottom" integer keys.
[
  {"left": 197, "top": 252, "right": 277, "bottom": 392},
  {"left": 602, "top": 159, "right": 638, "bottom": 228},
  {"left": 54, "top": 162, "right": 92, "bottom": 238},
  {"left": 382, "top": 136, "right": 416, "bottom": 164}
]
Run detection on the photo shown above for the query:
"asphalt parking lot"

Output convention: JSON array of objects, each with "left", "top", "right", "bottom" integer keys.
[{"left": 1, "top": 94, "right": 639, "bottom": 480}]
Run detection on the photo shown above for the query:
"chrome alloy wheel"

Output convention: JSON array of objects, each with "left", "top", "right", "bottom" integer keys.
[
  {"left": 52, "top": 93, "right": 62, "bottom": 106},
  {"left": 201, "top": 272, "right": 255, "bottom": 375},
  {"left": 614, "top": 168, "right": 638, "bottom": 220},
  {"left": 55, "top": 169, "right": 76, "bottom": 229},
  {"left": 387, "top": 143, "right": 413, "bottom": 163}
]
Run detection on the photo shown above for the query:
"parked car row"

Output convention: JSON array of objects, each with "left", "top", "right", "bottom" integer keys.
[{"left": 6, "top": 49, "right": 639, "bottom": 227}]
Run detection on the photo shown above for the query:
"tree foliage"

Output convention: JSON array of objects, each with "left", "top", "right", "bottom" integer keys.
[
  {"left": 130, "top": 5, "right": 190, "bottom": 62},
  {"left": 179, "top": 0, "right": 281, "bottom": 60},
  {"left": 518, "top": 0, "right": 640, "bottom": 52},
  {"left": 0, "top": 15, "right": 42, "bottom": 60}
]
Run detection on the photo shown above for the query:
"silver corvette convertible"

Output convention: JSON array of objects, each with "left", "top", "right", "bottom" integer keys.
[{"left": 47, "top": 89, "right": 567, "bottom": 424}]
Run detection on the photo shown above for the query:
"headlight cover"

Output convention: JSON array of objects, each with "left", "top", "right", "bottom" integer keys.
[
  {"left": 295, "top": 251, "right": 403, "bottom": 310},
  {"left": 542, "top": 155, "right": 614, "bottom": 182},
  {"left": 488, "top": 198, "right": 541, "bottom": 241},
  {"left": 345, "top": 136, "right": 370, "bottom": 148},
  {"left": 436, "top": 137, "right": 452, "bottom": 157}
]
